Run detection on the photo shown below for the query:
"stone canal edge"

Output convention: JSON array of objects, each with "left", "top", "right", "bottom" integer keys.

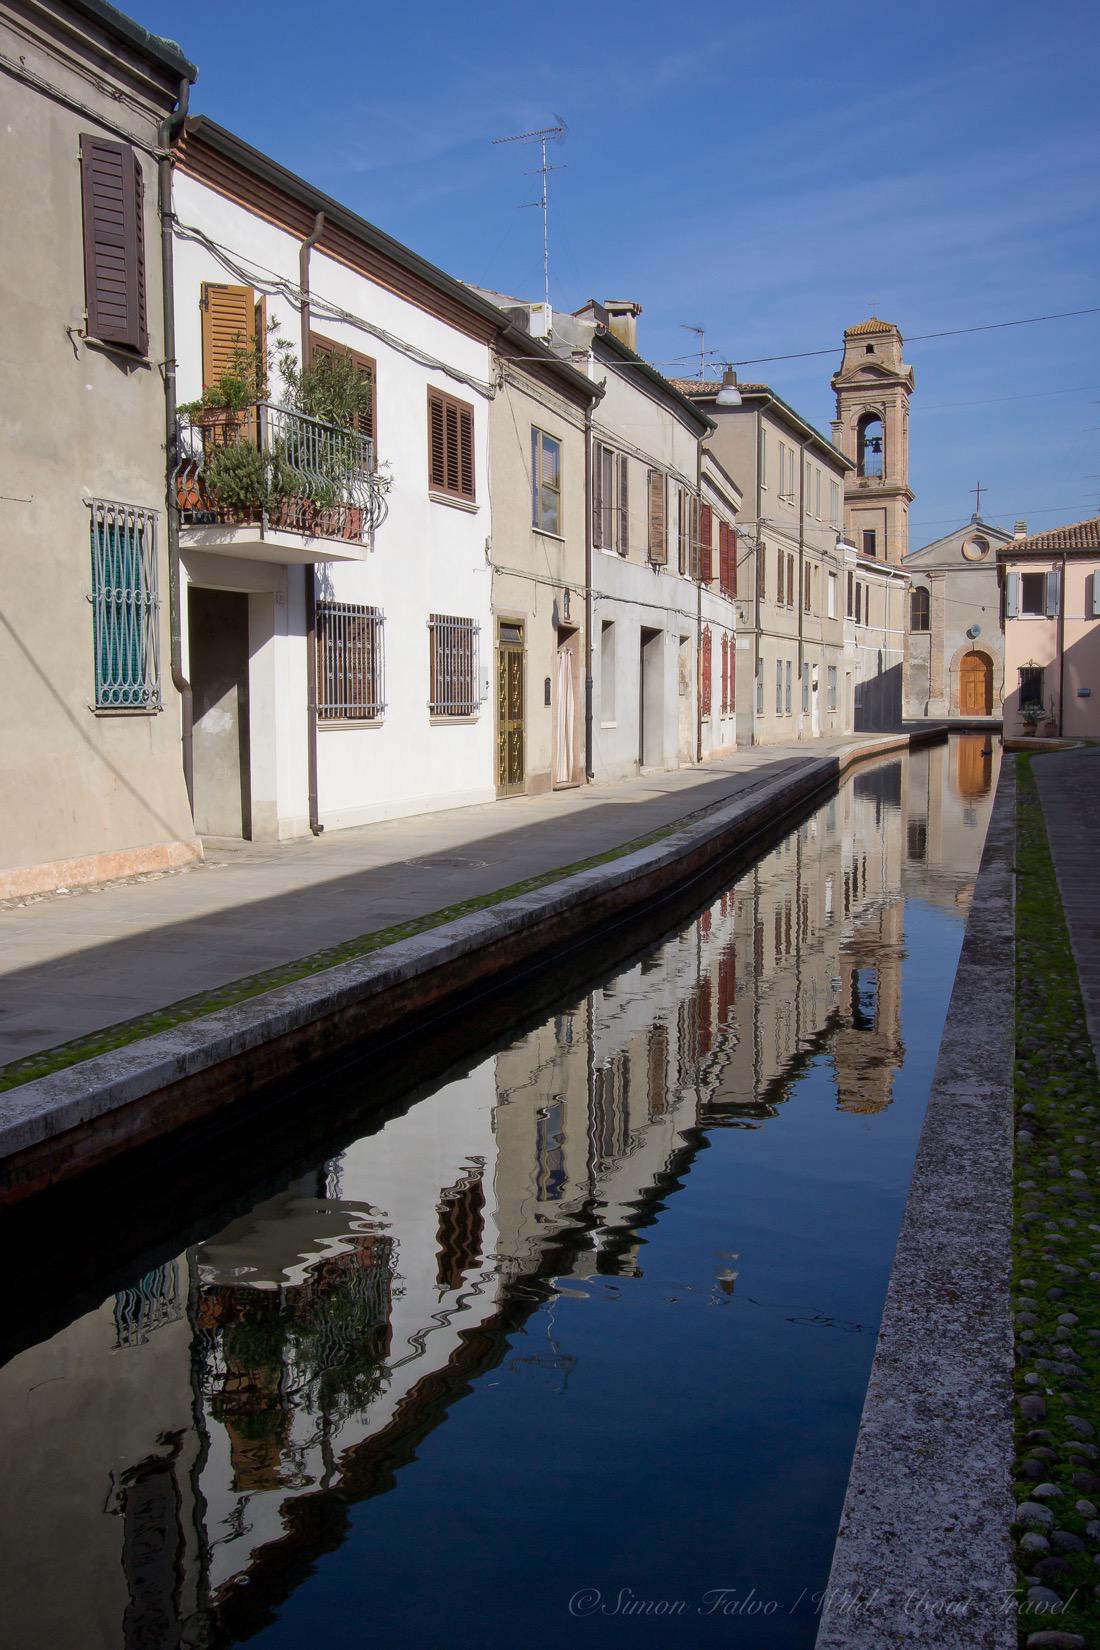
[
  {"left": 0, "top": 729, "right": 943, "bottom": 1205},
  {"left": 815, "top": 756, "right": 1017, "bottom": 1650}
]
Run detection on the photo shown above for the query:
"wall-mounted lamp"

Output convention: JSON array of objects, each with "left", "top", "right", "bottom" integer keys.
[{"left": 716, "top": 366, "right": 742, "bottom": 408}]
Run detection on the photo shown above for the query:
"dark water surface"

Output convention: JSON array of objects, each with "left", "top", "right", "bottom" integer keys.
[{"left": 0, "top": 737, "right": 1000, "bottom": 1650}]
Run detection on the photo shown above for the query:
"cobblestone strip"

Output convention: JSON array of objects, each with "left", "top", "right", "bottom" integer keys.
[
  {"left": 816, "top": 758, "right": 1017, "bottom": 1650},
  {"left": 1011, "top": 754, "right": 1100, "bottom": 1650}
]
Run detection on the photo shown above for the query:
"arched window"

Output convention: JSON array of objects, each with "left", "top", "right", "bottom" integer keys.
[
  {"left": 910, "top": 586, "right": 930, "bottom": 631},
  {"left": 857, "top": 413, "right": 884, "bottom": 479}
]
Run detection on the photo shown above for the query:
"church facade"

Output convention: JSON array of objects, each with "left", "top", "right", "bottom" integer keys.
[{"left": 902, "top": 518, "right": 1013, "bottom": 719}]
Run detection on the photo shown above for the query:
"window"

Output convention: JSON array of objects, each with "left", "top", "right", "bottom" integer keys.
[
  {"left": 600, "top": 621, "right": 616, "bottom": 722},
  {"left": 1019, "top": 666, "right": 1044, "bottom": 708},
  {"left": 829, "top": 479, "right": 840, "bottom": 527},
  {"left": 827, "top": 666, "right": 838, "bottom": 711},
  {"left": 317, "top": 601, "right": 384, "bottom": 720},
  {"left": 719, "top": 521, "right": 737, "bottom": 598},
  {"left": 1021, "top": 572, "right": 1046, "bottom": 616},
  {"left": 803, "top": 563, "right": 812, "bottom": 613},
  {"left": 815, "top": 469, "right": 822, "bottom": 520},
  {"left": 595, "top": 444, "right": 629, "bottom": 554},
  {"left": 699, "top": 505, "right": 714, "bottom": 583},
  {"left": 855, "top": 581, "right": 863, "bottom": 625},
  {"left": 89, "top": 500, "right": 160, "bottom": 709},
  {"left": 787, "top": 552, "right": 796, "bottom": 608},
  {"left": 910, "top": 586, "right": 930, "bottom": 631},
  {"left": 828, "top": 572, "right": 837, "bottom": 618},
  {"left": 428, "top": 613, "right": 479, "bottom": 714},
  {"left": 862, "top": 529, "right": 877, "bottom": 558},
  {"left": 428, "top": 389, "right": 475, "bottom": 500},
  {"left": 721, "top": 633, "right": 735, "bottom": 715},
  {"left": 846, "top": 570, "right": 854, "bottom": 618},
  {"left": 776, "top": 659, "right": 784, "bottom": 714},
  {"left": 80, "top": 135, "right": 147, "bottom": 355},
  {"left": 785, "top": 660, "right": 792, "bottom": 715},
  {"left": 311, "top": 334, "right": 376, "bottom": 442},
  {"left": 701, "top": 626, "right": 713, "bottom": 714},
  {"left": 531, "top": 427, "right": 561, "bottom": 533}
]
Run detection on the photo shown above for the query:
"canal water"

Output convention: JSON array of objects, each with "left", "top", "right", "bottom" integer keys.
[{"left": 0, "top": 737, "right": 999, "bottom": 1650}]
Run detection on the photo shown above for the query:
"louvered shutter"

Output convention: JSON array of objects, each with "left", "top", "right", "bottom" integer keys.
[
  {"left": 618, "top": 453, "right": 629, "bottom": 553},
  {"left": 428, "top": 392, "right": 447, "bottom": 490},
  {"left": 592, "top": 443, "right": 604, "bottom": 548},
  {"left": 699, "top": 506, "right": 714, "bottom": 583},
  {"left": 458, "top": 405, "right": 474, "bottom": 498},
  {"left": 80, "top": 135, "right": 147, "bottom": 354},
  {"left": 647, "top": 469, "right": 667, "bottom": 564},
  {"left": 1005, "top": 572, "right": 1019, "bottom": 618},
  {"left": 689, "top": 497, "right": 699, "bottom": 580},
  {"left": 201, "top": 283, "right": 256, "bottom": 390},
  {"left": 729, "top": 527, "right": 738, "bottom": 597},
  {"left": 1045, "top": 569, "right": 1060, "bottom": 618}
]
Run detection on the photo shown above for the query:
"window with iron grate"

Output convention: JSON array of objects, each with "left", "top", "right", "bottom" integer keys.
[
  {"left": 429, "top": 613, "right": 480, "bottom": 715},
  {"left": 317, "top": 601, "right": 385, "bottom": 719},
  {"left": 89, "top": 499, "right": 160, "bottom": 710}
]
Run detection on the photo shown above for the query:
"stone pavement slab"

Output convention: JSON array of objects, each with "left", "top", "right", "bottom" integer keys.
[
  {"left": 1032, "top": 746, "right": 1100, "bottom": 1067},
  {"left": 0, "top": 736, "right": 886, "bottom": 1068}
]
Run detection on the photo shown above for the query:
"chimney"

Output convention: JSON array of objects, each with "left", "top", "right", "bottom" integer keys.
[
  {"left": 1014, "top": 519, "right": 1028, "bottom": 540},
  {"left": 604, "top": 299, "right": 643, "bottom": 353}
]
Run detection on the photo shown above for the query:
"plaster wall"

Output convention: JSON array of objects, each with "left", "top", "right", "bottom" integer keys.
[
  {"left": 173, "top": 174, "right": 497, "bottom": 834},
  {"left": 1003, "top": 558, "right": 1100, "bottom": 736},
  {"left": 0, "top": 9, "right": 199, "bottom": 887}
]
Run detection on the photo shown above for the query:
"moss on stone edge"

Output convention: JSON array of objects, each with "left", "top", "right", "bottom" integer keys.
[
  {"left": 1012, "top": 754, "right": 1100, "bottom": 1646},
  {"left": 0, "top": 802, "right": 733, "bottom": 1095}
]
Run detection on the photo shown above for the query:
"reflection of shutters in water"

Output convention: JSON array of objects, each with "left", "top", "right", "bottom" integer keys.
[
  {"left": 717, "top": 945, "right": 737, "bottom": 1024},
  {"left": 436, "top": 1168, "right": 485, "bottom": 1290},
  {"left": 646, "top": 1022, "right": 669, "bottom": 1117},
  {"left": 535, "top": 1099, "right": 566, "bottom": 1200},
  {"left": 121, "top": 1454, "right": 183, "bottom": 1650},
  {"left": 590, "top": 1055, "right": 630, "bottom": 1166}
]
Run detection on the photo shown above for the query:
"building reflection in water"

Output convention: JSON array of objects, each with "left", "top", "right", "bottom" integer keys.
[{"left": 0, "top": 740, "right": 1000, "bottom": 1650}]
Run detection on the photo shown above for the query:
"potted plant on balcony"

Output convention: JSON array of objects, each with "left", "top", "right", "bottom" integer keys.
[{"left": 275, "top": 341, "right": 375, "bottom": 538}]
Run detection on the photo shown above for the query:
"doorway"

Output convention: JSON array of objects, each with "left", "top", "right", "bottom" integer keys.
[
  {"left": 639, "top": 627, "right": 664, "bottom": 768},
  {"left": 553, "top": 626, "right": 579, "bottom": 787},
  {"left": 959, "top": 650, "right": 993, "bottom": 715},
  {"left": 189, "top": 587, "right": 251, "bottom": 838},
  {"left": 496, "top": 619, "right": 525, "bottom": 796}
]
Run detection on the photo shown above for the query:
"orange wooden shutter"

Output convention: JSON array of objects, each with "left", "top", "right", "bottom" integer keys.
[{"left": 200, "top": 282, "right": 255, "bottom": 390}]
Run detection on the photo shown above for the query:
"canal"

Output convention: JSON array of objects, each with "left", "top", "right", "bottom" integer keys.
[{"left": 0, "top": 736, "right": 999, "bottom": 1650}]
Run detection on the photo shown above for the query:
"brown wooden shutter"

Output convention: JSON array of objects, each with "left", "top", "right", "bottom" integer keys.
[
  {"left": 458, "top": 404, "right": 474, "bottom": 498},
  {"left": 592, "top": 443, "right": 604, "bottom": 548},
  {"left": 200, "top": 282, "right": 256, "bottom": 390},
  {"left": 80, "top": 135, "right": 147, "bottom": 354},
  {"left": 729, "top": 528, "right": 738, "bottom": 597},
  {"left": 311, "top": 332, "right": 376, "bottom": 441},
  {"left": 647, "top": 469, "right": 667, "bottom": 563},
  {"left": 699, "top": 506, "right": 714, "bottom": 583},
  {"left": 428, "top": 391, "right": 447, "bottom": 489},
  {"left": 618, "top": 453, "right": 629, "bottom": 554}
]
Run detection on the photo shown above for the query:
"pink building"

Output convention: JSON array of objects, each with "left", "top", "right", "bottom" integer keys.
[{"left": 999, "top": 517, "right": 1100, "bottom": 736}]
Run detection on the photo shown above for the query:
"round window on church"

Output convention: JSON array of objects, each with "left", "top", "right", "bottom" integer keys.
[{"left": 962, "top": 536, "right": 990, "bottom": 561}]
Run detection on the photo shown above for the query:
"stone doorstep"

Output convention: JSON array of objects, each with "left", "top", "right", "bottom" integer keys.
[{"left": 0, "top": 731, "right": 921, "bottom": 1189}]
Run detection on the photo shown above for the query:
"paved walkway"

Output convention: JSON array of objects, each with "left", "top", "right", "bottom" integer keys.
[
  {"left": 1033, "top": 745, "right": 1100, "bottom": 1066},
  {"left": 0, "top": 736, "right": 897, "bottom": 1069}
]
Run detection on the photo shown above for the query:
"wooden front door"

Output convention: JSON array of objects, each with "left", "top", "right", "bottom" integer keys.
[
  {"left": 959, "top": 651, "right": 993, "bottom": 715},
  {"left": 496, "top": 620, "right": 525, "bottom": 796}
]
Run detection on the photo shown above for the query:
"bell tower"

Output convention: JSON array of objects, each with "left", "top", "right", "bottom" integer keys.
[{"left": 831, "top": 318, "right": 914, "bottom": 564}]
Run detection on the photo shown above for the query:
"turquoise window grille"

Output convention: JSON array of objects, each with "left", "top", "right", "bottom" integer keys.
[{"left": 89, "top": 499, "right": 160, "bottom": 709}]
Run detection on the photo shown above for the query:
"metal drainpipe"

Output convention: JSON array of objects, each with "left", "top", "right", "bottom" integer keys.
[
  {"left": 1057, "top": 551, "right": 1067, "bottom": 735},
  {"left": 797, "top": 435, "right": 809, "bottom": 740},
  {"left": 753, "top": 406, "right": 762, "bottom": 746},
  {"left": 158, "top": 81, "right": 194, "bottom": 817},
  {"left": 695, "top": 446, "right": 704, "bottom": 765},
  {"left": 300, "top": 212, "right": 326, "bottom": 834},
  {"left": 584, "top": 402, "right": 595, "bottom": 780}
]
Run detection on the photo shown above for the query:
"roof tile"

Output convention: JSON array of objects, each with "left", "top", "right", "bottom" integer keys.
[{"left": 1001, "top": 516, "right": 1100, "bottom": 555}]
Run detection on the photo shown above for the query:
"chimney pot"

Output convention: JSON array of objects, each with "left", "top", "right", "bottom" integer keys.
[
  {"left": 603, "top": 299, "right": 643, "bottom": 353},
  {"left": 1014, "top": 519, "right": 1028, "bottom": 540}
]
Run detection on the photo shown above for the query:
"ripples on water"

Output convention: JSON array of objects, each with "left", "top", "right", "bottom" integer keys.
[{"left": 0, "top": 738, "right": 999, "bottom": 1650}]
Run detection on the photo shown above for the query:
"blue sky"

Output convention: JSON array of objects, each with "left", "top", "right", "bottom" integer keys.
[{"left": 141, "top": 0, "right": 1099, "bottom": 542}]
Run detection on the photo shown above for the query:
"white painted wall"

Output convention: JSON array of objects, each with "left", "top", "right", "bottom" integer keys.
[{"left": 173, "top": 174, "right": 497, "bottom": 835}]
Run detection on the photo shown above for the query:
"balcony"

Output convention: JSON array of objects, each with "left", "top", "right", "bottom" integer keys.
[{"left": 174, "top": 402, "right": 381, "bottom": 565}]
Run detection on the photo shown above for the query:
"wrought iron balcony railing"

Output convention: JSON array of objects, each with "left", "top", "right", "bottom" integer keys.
[{"left": 174, "top": 402, "right": 379, "bottom": 544}]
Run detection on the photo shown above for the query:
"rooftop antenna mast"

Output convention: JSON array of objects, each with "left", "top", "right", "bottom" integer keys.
[
  {"left": 492, "top": 116, "right": 567, "bottom": 311},
  {"left": 681, "top": 324, "right": 706, "bottom": 380}
]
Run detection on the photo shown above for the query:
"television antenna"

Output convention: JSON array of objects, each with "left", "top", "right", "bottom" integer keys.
[
  {"left": 492, "top": 117, "right": 567, "bottom": 311},
  {"left": 681, "top": 324, "right": 706, "bottom": 380}
]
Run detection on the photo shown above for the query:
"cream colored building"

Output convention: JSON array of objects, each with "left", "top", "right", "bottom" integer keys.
[
  {"left": 903, "top": 516, "right": 1013, "bottom": 719},
  {"left": 0, "top": 0, "right": 201, "bottom": 897},
  {"left": 676, "top": 378, "right": 854, "bottom": 746},
  {"left": 999, "top": 516, "right": 1100, "bottom": 736},
  {"left": 843, "top": 546, "right": 909, "bottom": 729}
]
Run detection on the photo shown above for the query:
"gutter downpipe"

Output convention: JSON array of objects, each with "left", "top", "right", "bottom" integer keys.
[
  {"left": 300, "top": 212, "right": 326, "bottom": 834},
  {"left": 797, "top": 435, "right": 809, "bottom": 741},
  {"left": 696, "top": 443, "right": 704, "bottom": 765},
  {"left": 753, "top": 405, "right": 762, "bottom": 746},
  {"left": 1057, "top": 551, "right": 1067, "bottom": 736},
  {"left": 159, "top": 81, "right": 194, "bottom": 817},
  {"left": 584, "top": 401, "right": 595, "bottom": 780}
]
